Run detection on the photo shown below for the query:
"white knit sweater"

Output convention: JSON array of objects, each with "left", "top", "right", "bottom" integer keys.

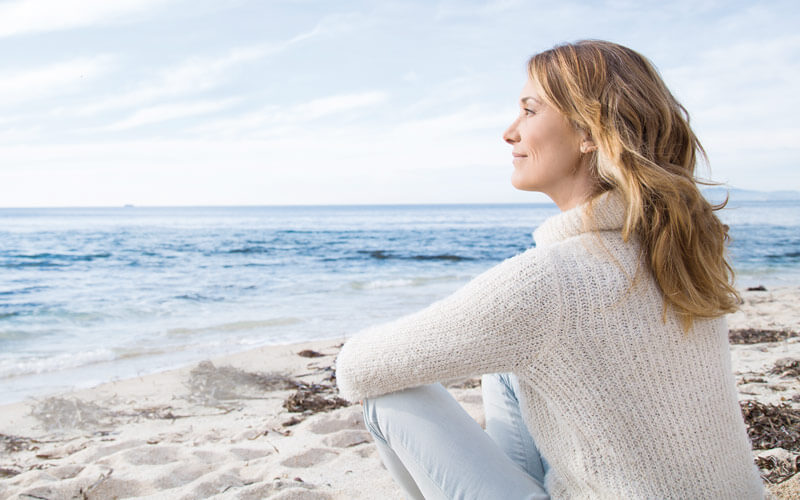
[{"left": 335, "top": 192, "right": 764, "bottom": 499}]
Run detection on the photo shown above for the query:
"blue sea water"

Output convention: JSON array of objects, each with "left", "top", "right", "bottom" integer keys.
[{"left": 1, "top": 201, "right": 798, "bottom": 404}]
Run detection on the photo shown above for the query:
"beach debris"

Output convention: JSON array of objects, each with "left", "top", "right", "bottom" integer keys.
[
  {"left": 756, "top": 448, "right": 799, "bottom": 484},
  {"left": 747, "top": 285, "right": 768, "bottom": 291},
  {"left": 298, "top": 349, "right": 325, "bottom": 358},
  {"left": 186, "top": 360, "right": 299, "bottom": 404},
  {"left": 282, "top": 416, "right": 303, "bottom": 427},
  {"left": 729, "top": 329, "right": 799, "bottom": 345},
  {"left": 0, "top": 467, "right": 21, "bottom": 478},
  {"left": 447, "top": 377, "right": 482, "bottom": 389},
  {"left": 741, "top": 400, "right": 800, "bottom": 452},
  {"left": 1, "top": 433, "right": 38, "bottom": 453},
  {"left": 283, "top": 383, "right": 350, "bottom": 415},
  {"left": 771, "top": 358, "right": 800, "bottom": 378}
]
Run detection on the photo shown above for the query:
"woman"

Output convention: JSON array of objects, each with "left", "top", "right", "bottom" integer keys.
[{"left": 335, "top": 40, "right": 764, "bottom": 499}]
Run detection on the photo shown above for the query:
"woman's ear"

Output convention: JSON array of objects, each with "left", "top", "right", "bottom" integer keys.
[{"left": 579, "top": 130, "right": 597, "bottom": 154}]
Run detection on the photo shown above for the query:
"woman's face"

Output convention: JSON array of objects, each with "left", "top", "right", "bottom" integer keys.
[{"left": 503, "top": 78, "right": 593, "bottom": 210}]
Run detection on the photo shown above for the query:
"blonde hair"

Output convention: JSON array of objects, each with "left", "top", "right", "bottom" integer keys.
[{"left": 528, "top": 40, "right": 739, "bottom": 330}]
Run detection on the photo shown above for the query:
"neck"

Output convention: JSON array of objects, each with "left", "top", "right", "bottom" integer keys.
[{"left": 547, "top": 184, "right": 594, "bottom": 211}]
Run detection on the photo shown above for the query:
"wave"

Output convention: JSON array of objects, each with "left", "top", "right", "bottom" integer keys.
[
  {"left": 167, "top": 317, "right": 302, "bottom": 336},
  {"left": 174, "top": 293, "right": 225, "bottom": 302},
  {"left": 357, "top": 250, "right": 474, "bottom": 262},
  {"left": 228, "top": 246, "right": 270, "bottom": 254},
  {"left": 349, "top": 275, "right": 465, "bottom": 290},
  {"left": 1, "top": 252, "right": 112, "bottom": 268},
  {"left": 766, "top": 250, "right": 800, "bottom": 260},
  {"left": 0, "top": 348, "right": 116, "bottom": 379},
  {"left": 12, "top": 252, "right": 112, "bottom": 261}
]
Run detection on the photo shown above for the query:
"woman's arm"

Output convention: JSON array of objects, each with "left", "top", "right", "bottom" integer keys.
[{"left": 335, "top": 247, "right": 562, "bottom": 402}]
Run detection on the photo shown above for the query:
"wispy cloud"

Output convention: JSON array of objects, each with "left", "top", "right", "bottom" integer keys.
[
  {"left": 105, "top": 98, "right": 239, "bottom": 130},
  {"left": 186, "top": 91, "right": 388, "bottom": 139},
  {"left": 292, "top": 91, "right": 388, "bottom": 119},
  {"left": 0, "top": 0, "right": 171, "bottom": 37},
  {"left": 0, "top": 56, "right": 113, "bottom": 108},
  {"left": 72, "top": 23, "right": 328, "bottom": 117}
]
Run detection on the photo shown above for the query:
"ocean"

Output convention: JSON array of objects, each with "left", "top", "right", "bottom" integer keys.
[{"left": 1, "top": 200, "right": 799, "bottom": 404}]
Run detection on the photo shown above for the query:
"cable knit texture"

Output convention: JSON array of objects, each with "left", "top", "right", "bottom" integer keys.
[{"left": 335, "top": 192, "right": 764, "bottom": 499}]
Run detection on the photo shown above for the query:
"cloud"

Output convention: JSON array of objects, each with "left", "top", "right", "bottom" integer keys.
[
  {"left": 104, "top": 98, "right": 240, "bottom": 130},
  {"left": 186, "top": 91, "right": 388, "bottom": 139},
  {"left": 72, "top": 23, "right": 329, "bottom": 117},
  {"left": 292, "top": 91, "right": 388, "bottom": 119},
  {"left": 0, "top": 0, "right": 171, "bottom": 37},
  {"left": 0, "top": 56, "right": 113, "bottom": 108}
]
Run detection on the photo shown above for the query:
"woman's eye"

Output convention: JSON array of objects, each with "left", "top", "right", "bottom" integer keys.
[{"left": 523, "top": 108, "right": 535, "bottom": 116}]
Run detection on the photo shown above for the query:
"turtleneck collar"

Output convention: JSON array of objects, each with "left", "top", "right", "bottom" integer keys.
[{"left": 533, "top": 190, "right": 626, "bottom": 248}]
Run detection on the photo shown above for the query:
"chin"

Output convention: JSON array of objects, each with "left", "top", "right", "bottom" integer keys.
[{"left": 510, "top": 175, "right": 537, "bottom": 192}]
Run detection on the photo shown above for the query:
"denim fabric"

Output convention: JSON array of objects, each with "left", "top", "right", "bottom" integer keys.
[{"left": 362, "top": 374, "right": 549, "bottom": 500}]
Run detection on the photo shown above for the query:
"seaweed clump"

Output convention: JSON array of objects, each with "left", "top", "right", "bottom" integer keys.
[
  {"left": 756, "top": 453, "right": 799, "bottom": 485},
  {"left": 741, "top": 400, "right": 800, "bottom": 484},
  {"left": 1, "top": 433, "right": 36, "bottom": 454},
  {"left": 770, "top": 359, "right": 800, "bottom": 378},
  {"left": 283, "top": 383, "right": 350, "bottom": 414},
  {"left": 729, "top": 329, "right": 798, "bottom": 345}
]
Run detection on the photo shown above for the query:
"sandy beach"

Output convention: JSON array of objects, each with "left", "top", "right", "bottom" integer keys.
[{"left": 2, "top": 286, "right": 799, "bottom": 499}]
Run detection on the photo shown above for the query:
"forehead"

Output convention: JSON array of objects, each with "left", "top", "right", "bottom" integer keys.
[{"left": 518, "top": 78, "right": 546, "bottom": 104}]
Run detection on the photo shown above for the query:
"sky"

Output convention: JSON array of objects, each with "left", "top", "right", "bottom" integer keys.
[{"left": 0, "top": 0, "right": 798, "bottom": 207}]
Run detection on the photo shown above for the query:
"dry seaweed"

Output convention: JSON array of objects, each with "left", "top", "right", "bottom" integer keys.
[
  {"left": 297, "top": 349, "right": 325, "bottom": 358},
  {"left": 447, "top": 378, "right": 482, "bottom": 389},
  {"left": 757, "top": 454, "right": 799, "bottom": 484},
  {"left": 729, "top": 329, "right": 798, "bottom": 344},
  {"left": 741, "top": 400, "right": 800, "bottom": 451},
  {"left": 771, "top": 359, "right": 800, "bottom": 378},
  {"left": 283, "top": 383, "right": 350, "bottom": 414},
  {"left": 186, "top": 360, "right": 300, "bottom": 404},
  {"left": 740, "top": 376, "right": 767, "bottom": 384},
  {"left": 1, "top": 433, "right": 36, "bottom": 453},
  {"left": 0, "top": 467, "right": 21, "bottom": 478}
]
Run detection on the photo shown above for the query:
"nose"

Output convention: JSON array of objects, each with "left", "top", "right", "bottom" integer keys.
[{"left": 503, "top": 117, "right": 520, "bottom": 145}]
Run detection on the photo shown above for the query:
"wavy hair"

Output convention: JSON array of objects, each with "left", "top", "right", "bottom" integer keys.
[{"left": 528, "top": 40, "right": 739, "bottom": 330}]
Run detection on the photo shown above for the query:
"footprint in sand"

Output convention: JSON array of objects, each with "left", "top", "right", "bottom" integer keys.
[
  {"left": 269, "top": 489, "right": 332, "bottom": 500},
  {"left": 81, "top": 477, "right": 142, "bottom": 499},
  {"left": 154, "top": 462, "right": 216, "bottom": 489},
  {"left": 192, "top": 448, "right": 230, "bottom": 464},
  {"left": 45, "top": 464, "right": 85, "bottom": 480},
  {"left": 86, "top": 439, "right": 147, "bottom": 462},
  {"left": 280, "top": 448, "right": 339, "bottom": 468},
  {"left": 230, "top": 446, "right": 273, "bottom": 461},
  {"left": 322, "top": 430, "right": 372, "bottom": 448},
  {"left": 308, "top": 408, "right": 364, "bottom": 435},
  {"left": 185, "top": 472, "right": 246, "bottom": 499},
  {"left": 122, "top": 444, "right": 182, "bottom": 465},
  {"left": 236, "top": 480, "right": 327, "bottom": 500}
]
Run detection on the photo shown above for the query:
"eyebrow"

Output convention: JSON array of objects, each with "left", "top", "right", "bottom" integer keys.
[{"left": 520, "top": 96, "right": 543, "bottom": 106}]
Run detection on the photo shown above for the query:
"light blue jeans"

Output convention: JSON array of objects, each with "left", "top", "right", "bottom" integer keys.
[{"left": 362, "top": 373, "right": 550, "bottom": 500}]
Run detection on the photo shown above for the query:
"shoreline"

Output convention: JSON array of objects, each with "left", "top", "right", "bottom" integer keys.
[{"left": 1, "top": 287, "right": 799, "bottom": 498}]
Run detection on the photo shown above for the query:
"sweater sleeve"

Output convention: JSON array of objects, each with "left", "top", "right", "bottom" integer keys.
[{"left": 334, "top": 247, "right": 562, "bottom": 402}]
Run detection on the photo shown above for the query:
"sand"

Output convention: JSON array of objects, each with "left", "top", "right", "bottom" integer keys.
[{"left": 1, "top": 286, "right": 799, "bottom": 499}]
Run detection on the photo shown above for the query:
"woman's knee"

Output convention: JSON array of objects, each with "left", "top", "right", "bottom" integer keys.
[{"left": 362, "top": 384, "right": 448, "bottom": 441}]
